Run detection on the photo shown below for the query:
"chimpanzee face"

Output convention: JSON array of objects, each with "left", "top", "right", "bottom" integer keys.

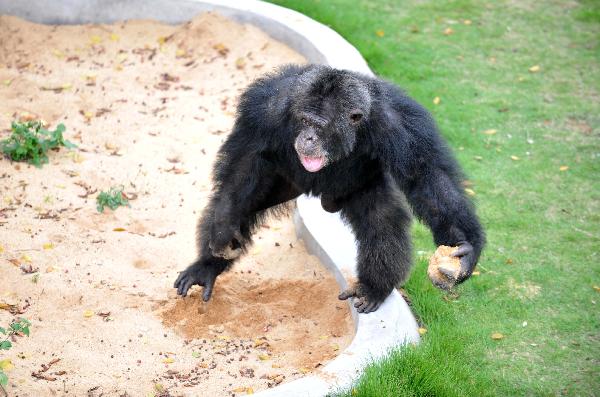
[
  {"left": 293, "top": 106, "right": 364, "bottom": 172},
  {"left": 292, "top": 70, "right": 370, "bottom": 173}
]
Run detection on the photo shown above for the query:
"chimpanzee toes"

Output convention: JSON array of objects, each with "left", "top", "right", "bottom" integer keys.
[
  {"left": 338, "top": 286, "right": 357, "bottom": 300},
  {"left": 364, "top": 300, "right": 381, "bottom": 313},
  {"left": 353, "top": 297, "right": 365, "bottom": 309}
]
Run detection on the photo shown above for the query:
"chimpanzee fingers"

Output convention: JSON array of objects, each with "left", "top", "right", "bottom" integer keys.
[
  {"left": 438, "top": 266, "right": 458, "bottom": 282},
  {"left": 451, "top": 242, "right": 473, "bottom": 258},
  {"left": 174, "top": 271, "right": 185, "bottom": 288},
  {"left": 202, "top": 276, "right": 216, "bottom": 302},
  {"left": 455, "top": 255, "right": 475, "bottom": 284},
  {"left": 176, "top": 275, "right": 194, "bottom": 297}
]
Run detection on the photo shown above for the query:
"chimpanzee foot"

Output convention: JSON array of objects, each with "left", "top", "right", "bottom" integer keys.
[
  {"left": 174, "top": 261, "right": 219, "bottom": 301},
  {"left": 338, "top": 282, "right": 387, "bottom": 314}
]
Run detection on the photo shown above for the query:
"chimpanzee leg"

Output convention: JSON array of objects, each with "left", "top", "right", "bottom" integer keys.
[{"left": 338, "top": 176, "right": 413, "bottom": 313}]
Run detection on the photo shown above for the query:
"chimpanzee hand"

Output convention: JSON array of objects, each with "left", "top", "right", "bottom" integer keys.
[
  {"left": 174, "top": 260, "right": 220, "bottom": 301},
  {"left": 338, "top": 282, "right": 388, "bottom": 314},
  {"left": 438, "top": 241, "right": 477, "bottom": 284},
  {"left": 209, "top": 223, "right": 244, "bottom": 260}
]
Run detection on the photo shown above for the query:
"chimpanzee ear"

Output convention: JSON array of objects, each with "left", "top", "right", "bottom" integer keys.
[{"left": 349, "top": 110, "right": 364, "bottom": 124}]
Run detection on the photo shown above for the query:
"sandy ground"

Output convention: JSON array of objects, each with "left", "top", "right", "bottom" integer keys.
[{"left": 0, "top": 13, "right": 353, "bottom": 396}]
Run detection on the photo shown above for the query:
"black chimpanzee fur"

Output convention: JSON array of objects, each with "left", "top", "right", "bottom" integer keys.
[{"left": 174, "top": 64, "right": 485, "bottom": 313}]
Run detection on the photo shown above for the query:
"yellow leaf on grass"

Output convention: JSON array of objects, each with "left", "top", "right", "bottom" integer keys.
[
  {"left": 83, "top": 310, "right": 94, "bottom": 318},
  {"left": 593, "top": 285, "right": 600, "bottom": 292},
  {"left": 483, "top": 129, "right": 497, "bottom": 135},
  {"left": 474, "top": 156, "right": 483, "bottom": 161},
  {"left": 464, "top": 188, "right": 476, "bottom": 196},
  {"left": 0, "top": 359, "right": 14, "bottom": 371},
  {"left": 511, "top": 155, "right": 520, "bottom": 161},
  {"left": 163, "top": 357, "right": 174, "bottom": 364},
  {"left": 559, "top": 166, "right": 569, "bottom": 171},
  {"left": 433, "top": 96, "right": 441, "bottom": 105},
  {"left": 375, "top": 29, "right": 385, "bottom": 37},
  {"left": 472, "top": 270, "right": 481, "bottom": 276},
  {"left": 529, "top": 65, "right": 540, "bottom": 73},
  {"left": 418, "top": 327, "right": 427, "bottom": 335},
  {"left": 443, "top": 27, "right": 454, "bottom": 35},
  {"left": 43, "top": 242, "right": 54, "bottom": 250},
  {"left": 463, "top": 19, "right": 472, "bottom": 25},
  {"left": 491, "top": 332, "right": 504, "bottom": 340}
]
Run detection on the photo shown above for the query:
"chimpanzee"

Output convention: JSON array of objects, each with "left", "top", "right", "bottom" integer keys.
[{"left": 174, "top": 64, "right": 485, "bottom": 313}]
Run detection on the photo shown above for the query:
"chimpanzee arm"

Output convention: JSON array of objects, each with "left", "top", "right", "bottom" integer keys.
[
  {"left": 374, "top": 86, "right": 485, "bottom": 283},
  {"left": 174, "top": 118, "right": 300, "bottom": 300}
]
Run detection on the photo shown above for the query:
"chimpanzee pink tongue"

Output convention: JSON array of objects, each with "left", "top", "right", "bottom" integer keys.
[{"left": 300, "top": 156, "right": 325, "bottom": 172}]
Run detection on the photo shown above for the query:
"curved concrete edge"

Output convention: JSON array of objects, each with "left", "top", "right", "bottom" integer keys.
[{"left": 0, "top": 0, "right": 420, "bottom": 395}]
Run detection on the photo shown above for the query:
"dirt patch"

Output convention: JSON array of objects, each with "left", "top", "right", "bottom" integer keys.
[
  {"left": 162, "top": 274, "right": 351, "bottom": 368},
  {"left": 0, "top": 12, "right": 353, "bottom": 396}
]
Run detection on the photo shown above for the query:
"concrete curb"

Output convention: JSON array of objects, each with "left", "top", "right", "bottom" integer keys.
[{"left": 0, "top": 1, "right": 421, "bottom": 395}]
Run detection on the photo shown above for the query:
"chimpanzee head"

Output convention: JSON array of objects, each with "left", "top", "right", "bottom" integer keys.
[{"left": 291, "top": 66, "right": 372, "bottom": 172}]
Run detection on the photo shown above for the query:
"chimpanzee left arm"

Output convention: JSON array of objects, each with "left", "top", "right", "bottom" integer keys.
[
  {"left": 375, "top": 88, "right": 485, "bottom": 284},
  {"left": 402, "top": 159, "right": 485, "bottom": 284}
]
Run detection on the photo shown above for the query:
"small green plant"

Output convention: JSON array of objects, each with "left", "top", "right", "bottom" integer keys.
[
  {"left": 96, "top": 186, "right": 130, "bottom": 212},
  {"left": 0, "top": 120, "right": 76, "bottom": 167},
  {"left": 0, "top": 318, "right": 31, "bottom": 388}
]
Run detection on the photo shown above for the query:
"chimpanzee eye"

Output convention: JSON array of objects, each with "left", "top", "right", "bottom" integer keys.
[{"left": 301, "top": 118, "right": 308, "bottom": 125}]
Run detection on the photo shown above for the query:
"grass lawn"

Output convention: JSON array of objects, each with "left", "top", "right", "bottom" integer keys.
[{"left": 270, "top": 0, "right": 599, "bottom": 395}]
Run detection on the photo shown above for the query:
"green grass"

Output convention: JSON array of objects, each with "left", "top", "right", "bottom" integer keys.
[{"left": 270, "top": 0, "right": 599, "bottom": 395}]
